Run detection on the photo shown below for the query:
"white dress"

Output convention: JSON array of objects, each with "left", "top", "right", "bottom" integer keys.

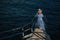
[{"left": 35, "top": 14, "right": 45, "bottom": 30}]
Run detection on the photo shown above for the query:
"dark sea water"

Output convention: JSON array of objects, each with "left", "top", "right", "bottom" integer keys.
[{"left": 0, "top": 0, "right": 60, "bottom": 40}]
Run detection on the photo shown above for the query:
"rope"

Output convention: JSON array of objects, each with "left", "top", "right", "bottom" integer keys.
[{"left": 0, "top": 32, "right": 22, "bottom": 39}]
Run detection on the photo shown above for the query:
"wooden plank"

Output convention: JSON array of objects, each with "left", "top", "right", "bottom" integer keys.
[{"left": 23, "top": 28, "right": 51, "bottom": 40}]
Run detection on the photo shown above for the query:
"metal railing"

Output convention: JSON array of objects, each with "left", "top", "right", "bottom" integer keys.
[{"left": 0, "top": 15, "right": 35, "bottom": 39}]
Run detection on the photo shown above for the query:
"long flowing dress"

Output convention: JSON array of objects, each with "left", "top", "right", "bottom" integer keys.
[{"left": 35, "top": 13, "right": 45, "bottom": 30}]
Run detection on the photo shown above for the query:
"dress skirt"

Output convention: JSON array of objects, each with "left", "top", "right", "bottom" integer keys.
[{"left": 37, "top": 19, "right": 45, "bottom": 30}]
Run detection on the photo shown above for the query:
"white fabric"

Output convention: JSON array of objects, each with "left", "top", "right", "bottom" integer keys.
[{"left": 35, "top": 14, "right": 45, "bottom": 30}]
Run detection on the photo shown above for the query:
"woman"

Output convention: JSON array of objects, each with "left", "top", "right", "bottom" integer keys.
[{"left": 35, "top": 9, "right": 45, "bottom": 31}]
